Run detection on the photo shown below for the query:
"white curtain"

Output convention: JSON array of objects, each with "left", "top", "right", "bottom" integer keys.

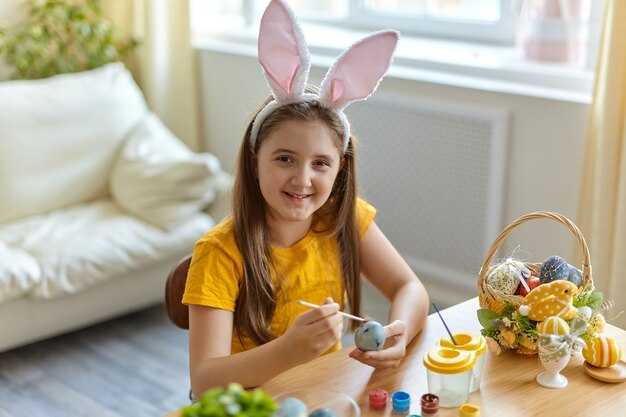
[
  {"left": 0, "top": 0, "right": 27, "bottom": 80},
  {"left": 103, "top": 0, "right": 201, "bottom": 151},
  {"left": 577, "top": 0, "right": 626, "bottom": 328}
]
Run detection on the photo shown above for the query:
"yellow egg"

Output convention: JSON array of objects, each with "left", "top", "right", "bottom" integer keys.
[
  {"left": 537, "top": 316, "right": 570, "bottom": 335},
  {"left": 582, "top": 336, "right": 623, "bottom": 368}
]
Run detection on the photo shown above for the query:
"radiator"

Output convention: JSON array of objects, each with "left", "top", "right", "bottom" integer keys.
[{"left": 347, "top": 94, "right": 509, "bottom": 292}]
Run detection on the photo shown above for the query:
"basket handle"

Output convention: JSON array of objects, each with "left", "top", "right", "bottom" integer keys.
[{"left": 478, "top": 211, "right": 592, "bottom": 287}]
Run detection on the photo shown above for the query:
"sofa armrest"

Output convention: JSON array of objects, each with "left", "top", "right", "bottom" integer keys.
[{"left": 205, "top": 172, "right": 233, "bottom": 223}]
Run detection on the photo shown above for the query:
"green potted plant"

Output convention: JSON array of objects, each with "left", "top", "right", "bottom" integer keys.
[
  {"left": 181, "top": 384, "right": 279, "bottom": 417},
  {"left": 0, "top": 0, "right": 137, "bottom": 80}
]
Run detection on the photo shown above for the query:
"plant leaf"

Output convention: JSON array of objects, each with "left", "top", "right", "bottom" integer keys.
[
  {"left": 0, "top": 0, "right": 137, "bottom": 80},
  {"left": 477, "top": 308, "right": 500, "bottom": 329}
]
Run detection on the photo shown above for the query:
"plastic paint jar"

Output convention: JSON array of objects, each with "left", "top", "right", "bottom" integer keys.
[
  {"left": 368, "top": 388, "right": 388, "bottom": 410},
  {"left": 438, "top": 331, "right": 487, "bottom": 392},
  {"left": 423, "top": 347, "right": 476, "bottom": 407},
  {"left": 421, "top": 393, "right": 440, "bottom": 417},
  {"left": 391, "top": 390, "right": 410, "bottom": 414}
]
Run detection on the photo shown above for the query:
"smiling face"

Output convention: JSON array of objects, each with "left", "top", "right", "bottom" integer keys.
[{"left": 254, "top": 118, "right": 342, "bottom": 230}]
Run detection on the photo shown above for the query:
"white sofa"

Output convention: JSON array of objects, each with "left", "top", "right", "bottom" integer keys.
[{"left": 0, "top": 63, "right": 230, "bottom": 352}]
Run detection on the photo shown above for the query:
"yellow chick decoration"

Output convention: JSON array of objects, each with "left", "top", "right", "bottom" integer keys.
[{"left": 519, "top": 280, "right": 578, "bottom": 322}]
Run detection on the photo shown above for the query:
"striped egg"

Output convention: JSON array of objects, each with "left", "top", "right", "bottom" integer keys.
[
  {"left": 537, "top": 316, "right": 570, "bottom": 335},
  {"left": 582, "top": 336, "right": 623, "bottom": 368}
]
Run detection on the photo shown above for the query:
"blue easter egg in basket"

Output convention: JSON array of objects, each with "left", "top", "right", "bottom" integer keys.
[
  {"left": 539, "top": 256, "right": 569, "bottom": 284},
  {"left": 567, "top": 264, "right": 583, "bottom": 286}
]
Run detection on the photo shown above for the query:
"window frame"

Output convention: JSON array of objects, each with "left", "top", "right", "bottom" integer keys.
[
  {"left": 252, "top": 0, "right": 517, "bottom": 45},
  {"left": 346, "top": 0, "right": 516, "bottom": 44}
]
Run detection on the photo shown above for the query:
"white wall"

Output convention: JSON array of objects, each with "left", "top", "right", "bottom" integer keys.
[{"left": 198, "top": 50, "right": 589, "bottom": 305}]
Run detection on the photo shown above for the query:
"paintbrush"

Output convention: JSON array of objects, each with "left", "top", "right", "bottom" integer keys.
[
  {"left": 298, "top": 300, "right": 366, "bottom": 322},
  {"left": 433, "top": 302, "right": 458, "bottom": 345}
]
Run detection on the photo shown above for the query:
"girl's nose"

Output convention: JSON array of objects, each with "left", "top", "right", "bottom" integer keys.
[{"left": 291, "top": 166, "right": 312, "bottom": 187}]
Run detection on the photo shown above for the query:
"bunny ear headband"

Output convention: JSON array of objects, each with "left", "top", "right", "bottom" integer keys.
[{"left": 250, "top": 0, "right": 399, "bottom": 152}]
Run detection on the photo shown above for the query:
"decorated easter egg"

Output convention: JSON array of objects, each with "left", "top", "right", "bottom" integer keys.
[
  {"left": 309, "top": 408, "right": 337, "bottom": 417},
  {"left": 355, "top": 320, "right": 385, "bottom": 351},
  {"left": 583, "top": 336, "right": 623, "bottom": 368},
  {"left": 275, "top": 397, "right": 308, "bottom": 417},
  {"left": 540, "top": 256, "right": 570, "bottom": 284},
  {"left": 537, "top": 316, "right": 570, "bottom": 335},
  {"left": 487, "top": 261, "right": 526, "bottom": 295},
  {"left": 519, "top": 276, "right": 541, "bottom": 297},
  {"left": 567, "top": 264, "right": 583, "bottom": 287},
  {"left": 577, "top": 306, "right": 592, "bottom": 320}
]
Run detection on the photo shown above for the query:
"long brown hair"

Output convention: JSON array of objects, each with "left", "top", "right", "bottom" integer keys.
[{"left": 231, "top": 91, "right": 363, "bottom": 346}]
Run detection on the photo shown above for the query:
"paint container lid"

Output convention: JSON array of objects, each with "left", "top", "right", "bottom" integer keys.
[
  {"left": 391, "top": 390, "right": 411, "bottom": 413},
  {"left": 423, "top": 347, "right": 476, "bottom": 374},
  {"left": 459, "top": 403, "right": 480, "bottom": 417},
  {"left": 368, "top": 388, "right": 388, "bottom": 410},
  {"left": 439, "top": 332, "right": 487, "bottom": 356}
]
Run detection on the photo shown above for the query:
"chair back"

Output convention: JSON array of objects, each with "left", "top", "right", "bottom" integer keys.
[{"left": 165, "top": 254, "right": 192, "bottom": 329}]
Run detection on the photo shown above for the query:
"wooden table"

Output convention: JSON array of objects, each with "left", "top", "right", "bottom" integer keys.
[{"left": 166, "top": 297, "right": 626, "bottom": 416}]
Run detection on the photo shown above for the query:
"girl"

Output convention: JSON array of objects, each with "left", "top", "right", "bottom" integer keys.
[{"left": 183, "top": 0, "right": 429, "bottom": 395}]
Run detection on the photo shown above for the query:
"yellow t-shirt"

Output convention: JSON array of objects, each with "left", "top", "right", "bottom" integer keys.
[{"left": 182, "top": 198, "right": 376, "bottom": 354}]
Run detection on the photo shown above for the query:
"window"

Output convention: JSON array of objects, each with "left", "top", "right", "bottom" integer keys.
[
  {"left": 190, "top": 0, "right": 606, "bottom": 101},
  {"left": 192, "top": 0, "right": 515, "bottom": 44},
  {"left": 347, "top": 0, "right": 515, "bottom": 44}
]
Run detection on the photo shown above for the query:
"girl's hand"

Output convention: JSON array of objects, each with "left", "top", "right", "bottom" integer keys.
[
  {"left": 279, "top": 297, "right": 343, "bottom": 366},
  {"left": 348, "top": 320, "right": 407, "bottom": 369}
]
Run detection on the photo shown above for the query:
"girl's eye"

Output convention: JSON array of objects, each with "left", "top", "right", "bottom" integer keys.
[
  {"left": 276, "top": 155, "right": 294, "bottom": 163},
  {"left": 314, "top": 160, "right": 330, "bottom": 168}
]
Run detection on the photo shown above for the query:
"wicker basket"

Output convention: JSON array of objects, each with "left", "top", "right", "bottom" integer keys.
[{"left": 477, "top": 211, "right": 594, "bottom": 355}]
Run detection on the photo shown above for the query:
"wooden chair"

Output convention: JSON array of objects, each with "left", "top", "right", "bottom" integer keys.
[
  {"left": 165, "top": 254, "right": 198, "bottom": 402},
  {"left": 165, "top": 254, "right": 192, "bottom": 329}
]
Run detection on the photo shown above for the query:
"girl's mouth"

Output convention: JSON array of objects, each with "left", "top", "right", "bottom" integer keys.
[{"left": 284, "top": 192, "right": 311, "bottom": 200}]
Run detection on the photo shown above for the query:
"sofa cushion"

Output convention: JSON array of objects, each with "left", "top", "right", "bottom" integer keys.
[
  {"left": 0, "top": 63, "right": 148, "bottom": 224},
  {"left": 0, "top": 241, "right": 41, "bottom": 304},
  {"left": 0, "top": 198, "right": 214, "bottom": 300},
  {"left": 110, "top": 112, "right": 225, "bottom": 231}
]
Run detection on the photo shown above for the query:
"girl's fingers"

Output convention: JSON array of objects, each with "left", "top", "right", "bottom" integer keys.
[
  {"left": 301, "top": 302, "right": 340, "bottom": 324},
  {"left": 363, "top": 345, "right": 404, "bottom": 361},
  {"left": 350, "top": 341, "right": 405, "bottom": 368},
  {"left": 310, "top": 319, "right": 343, "bottom": 351},
  {"left": 349, "top": 348, "right": 364, "bottom": 359},
  {"left": 350, "top": 352, "right": 400, "bottom": 368},
  {"left": 305, "top": 311, "right": 343, "bottom": 337},
  {"left": 383, "top": 319, "right": 406, "bottom": 338}
]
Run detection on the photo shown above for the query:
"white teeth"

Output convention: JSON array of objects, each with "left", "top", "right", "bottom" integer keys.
[{"left": 287, "top": 192, "right": 308, "bottom": 199}]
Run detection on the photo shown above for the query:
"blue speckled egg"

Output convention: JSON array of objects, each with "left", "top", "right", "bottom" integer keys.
[
  {"left": 275, "top": 397, "right": 308, "bottom": 417},
  {"left": 539, "top": 256, "right": 569, "bottom": 284},
  {"left": 567, "top": 264, "right": 582, "bottom": 286},
  {"left": 355, "top": 320, "right": 385, "bottom": 351},
  {"left": 309, "top": 408, "right": 337, "bottom": 417}
]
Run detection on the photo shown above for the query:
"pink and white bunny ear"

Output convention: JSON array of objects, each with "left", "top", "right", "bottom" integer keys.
[
  {"left": 258, "top": 0, "right": 311, "bottom": 103},
  {"left": 319, "top": 31, "right": 399, "bottom": 110}
]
